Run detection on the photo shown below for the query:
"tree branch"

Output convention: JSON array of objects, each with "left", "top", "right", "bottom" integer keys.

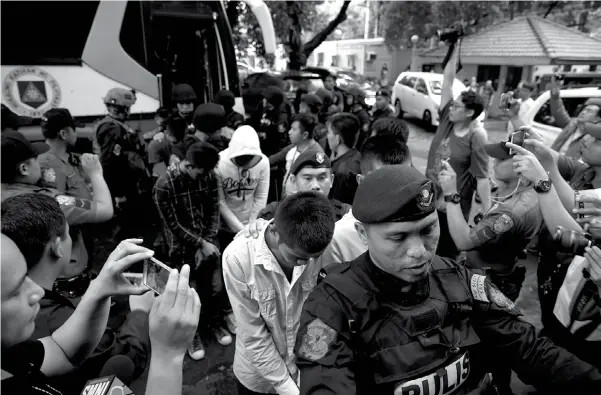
[
  {"left": 543, "top": 1, "right": 559, "bottom": 18},
  {"left": 303, "top": 0, "right": 351, "bottom": 57}
]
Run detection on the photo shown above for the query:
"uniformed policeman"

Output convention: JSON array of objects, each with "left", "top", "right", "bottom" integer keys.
[
  {"left": 96, "top": 87, "right": 152, "bottom": 239},
  {"left": 438, "top": 141, "right": 543, "bottom": 301},
  {"left": 38, "top": 108, "right": 91, "bottom": 199},
  {"left": 258, "top": 150, "right": 351, "bottom": 221},
  {"left": 295, "top": 164, "right": 601, "bottom": 394},
  {"left": 1, "top": 131, "right": 113, "bottom": 296},
  {"left": 370, "top": 88, "right": 395, "bottom": 123},
  {"left": 344, "top": 84, "right": 371, "bottom": 149}
]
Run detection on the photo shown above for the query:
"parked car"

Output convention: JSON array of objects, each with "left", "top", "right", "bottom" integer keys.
[
  {"left": 328, "top": 67, "right": 377, "bottom": 107},
  {"left": 510, "top": 86, "right": 601, "bottom": 146},
  {"left": 392, "top": 71, "right": 467, "bottom": 128},
  {"left": 537, "top": 72, "right": 601, "bottom": 94}
]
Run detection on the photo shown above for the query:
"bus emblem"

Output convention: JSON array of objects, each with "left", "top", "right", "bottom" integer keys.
[{"left": 2, "top": 66, "right": 62, "bottom": 118}]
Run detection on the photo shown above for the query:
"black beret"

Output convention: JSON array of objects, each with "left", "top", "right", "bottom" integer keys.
[
  {"left": 290, "top": 150, "right": 331, "bottom": 175},
  {"left": 193, "top": 103, "right": 226, "bottom": 134},
  {"left": 301, "top": 93, "right": 323, "bottom": 107},
  {"left": 376, "top": 88, "right": 390, "bottom": 98},
  {"left": 353, "top": 165, "right": 436, "bottom": 224}
]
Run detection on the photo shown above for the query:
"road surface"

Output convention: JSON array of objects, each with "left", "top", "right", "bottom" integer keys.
[{"left": 131, "top": 116, "right": 543, "bottom": 395}]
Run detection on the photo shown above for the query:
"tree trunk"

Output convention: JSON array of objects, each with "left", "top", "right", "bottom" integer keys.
[{"left": 285, "top": 0, "right": 351, "bottom": 70}]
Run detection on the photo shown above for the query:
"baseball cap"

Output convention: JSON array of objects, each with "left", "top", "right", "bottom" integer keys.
[
  {"left": 41, "top": 108, "right": 83, "bottom": 137},
  {"left": 1, "top": 104, "right": 34, "bottom": 130},
  {"left": 1, "top": 130, "right": 49, "bottom": 171},
  {"left": 484, "top": 141, "right": 512, "bottom": 161}
]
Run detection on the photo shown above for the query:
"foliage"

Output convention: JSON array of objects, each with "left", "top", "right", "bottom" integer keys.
[{"left": 380, "top": 1, "right": 601, "bottom": 50}]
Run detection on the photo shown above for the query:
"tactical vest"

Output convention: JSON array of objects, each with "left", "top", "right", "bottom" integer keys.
[{"left": 319, "top": 257, "right": 488, "bottom": 394}]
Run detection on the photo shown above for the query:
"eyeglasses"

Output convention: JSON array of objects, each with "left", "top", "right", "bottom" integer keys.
[{"left": 450, "top": 102, "right": 466, "bottom": 109}]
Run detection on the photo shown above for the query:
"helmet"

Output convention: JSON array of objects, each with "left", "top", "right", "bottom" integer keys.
[
  {"left": 103, "top": 88, "right": 136, "bottom": 108},
  {"left": 171, "top": 84, "right": 197, "bottom": 102},
  {"left": 345, "top": 84, "right": 366, "bottom": 100}
]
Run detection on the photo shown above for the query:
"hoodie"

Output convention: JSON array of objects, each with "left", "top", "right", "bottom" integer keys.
[{"left": 217, "top": 125, "right": 270, "bottom": 232}]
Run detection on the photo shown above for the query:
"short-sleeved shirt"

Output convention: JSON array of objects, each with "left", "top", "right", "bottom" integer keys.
[
  {"left": 38, "top": 151, "right": 92, "bottom": 200},
  {"left": 329, "top": 149, "right": 362, "bottom": 205},
  {"left": 465, "top": 187, "right": 543, "bottom": 274},
  {"left": 1, "top": 340, "right": 63, "bottom": 395},
  {"left": 426, "top": 102, "right": 489, "bottom": 218}
]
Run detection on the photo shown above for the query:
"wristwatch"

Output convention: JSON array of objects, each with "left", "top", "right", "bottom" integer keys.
[
  {"left": 444, "top": 193, "right": 461, "bottom": 204},
  {"left": 534, "top": 179, "right": 552, "bottom": 193}
]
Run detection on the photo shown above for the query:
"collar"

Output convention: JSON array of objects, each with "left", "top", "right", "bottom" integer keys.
[
  {"left": 46, "top": 149, "right": 70, "bottom": 163},
  {"left": 361, "top": 253, "right": 430, "bottom": 306},
  {"left": 254, "top": 220, "right": 279, "bottom": 272}
]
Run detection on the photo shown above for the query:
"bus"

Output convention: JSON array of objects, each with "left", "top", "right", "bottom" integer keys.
[{"left": 1, "top": 0, "right": 276, "bottom": 142}]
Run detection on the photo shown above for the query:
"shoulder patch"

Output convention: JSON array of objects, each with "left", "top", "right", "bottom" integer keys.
[
  {"left": 55, "top": 195, "right": 76, "bottom": 206},
  {"left": 492, "top": 213, "right": 514, "bottom": 233},
  {"left": 470, "top": 274, "right": 489, "bottom": 302},
  {"left": 298, "top": 318, "right": 337, "bottom": 361},
  {"left": 488, "top": 283, "right": 518, "bottom": 313}
]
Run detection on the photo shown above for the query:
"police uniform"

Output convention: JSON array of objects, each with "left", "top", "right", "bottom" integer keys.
[
  {"left": 258, "top": 151, "right": 351, "bottom": 221},
  {"left": 462, "top": 142, "right": 544, "bottom": 301},
  {"left": 370, "top": 89, "right": 395, "bottom": 123},
  {"left": 171, "top": 83, "right": 197, "bottom": 130},
  {"left": 295, "top": 165, "right": 601, "bottom": 394}
]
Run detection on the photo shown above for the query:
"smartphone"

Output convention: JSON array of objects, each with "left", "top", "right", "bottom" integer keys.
[
  {"left": 123, "top": 272, "right": 143, "bottom": 286},
  {"left": 143, "top": 257, "right": 173, "bottom": 295},
  {"left": 574, "top": 191, "right": 585, "bottom": 219},
  {"left": 508, "top": 129, "right": 526, "bottom": 155}
]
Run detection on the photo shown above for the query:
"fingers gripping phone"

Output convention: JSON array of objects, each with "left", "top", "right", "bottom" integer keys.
[
  {"left": 143, "top": 257, "right": 173, "bottom": 294},
  {"left": 508, "top": 129, "right": 526, "bottom": 155}
]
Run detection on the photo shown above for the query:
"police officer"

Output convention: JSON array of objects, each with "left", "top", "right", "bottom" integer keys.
[
  {"left": 295, "top": 165, "right": 601, "bottom": 394},
  {"left": 370, "top": 88, "right": 395, "bottom": 123},
  {"left": 322, "top": 70, "right": 344, "bottom": 113},
  {"left": 344, "top": 84, "right": 371, "bottom": 149},
  {"left": 171, "top": 83, "right": 197, "bottom": 132},
  {"left": 438, "top": 141, "right": 543, "bottom": 301},
  {"left": 258, "top": 150, "right": 350, "bottom": 221},
  {"left": 1, "top": 130, "right": 113, "bottom": 296},
  {"left": 96, "top": 87, "right": 151, "bottom": 239}
]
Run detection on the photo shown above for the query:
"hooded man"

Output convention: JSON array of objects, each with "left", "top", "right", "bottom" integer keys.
[{"left": 217, "top": 125, "right": 270, "bottom": 247}]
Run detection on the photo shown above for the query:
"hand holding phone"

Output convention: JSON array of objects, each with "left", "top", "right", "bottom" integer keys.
[
  {"left": 509, "top": 129, "right": 526, "bottom": 155},
  {"left": 143, "top": 257, "right": 173, "bottom": 295}
]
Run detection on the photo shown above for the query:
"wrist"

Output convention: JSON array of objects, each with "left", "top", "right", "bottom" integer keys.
[
  {"left": 150, "top": 351, "right": 185, "bottom": 367},
  {"left": 84, "top": 279, "right": 111, "bottom": 302}
]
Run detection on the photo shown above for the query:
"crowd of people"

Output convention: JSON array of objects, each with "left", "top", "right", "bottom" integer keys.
[{"left": 2, "top": 38, "right": 601, "bottom": 395}]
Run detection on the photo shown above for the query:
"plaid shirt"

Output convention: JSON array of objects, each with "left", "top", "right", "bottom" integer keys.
[{"left": 153, "top": 166, "right": 220, "bottom": 258}]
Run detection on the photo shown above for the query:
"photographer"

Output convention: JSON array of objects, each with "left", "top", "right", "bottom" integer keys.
[
  {"left": 505, "top": 75, "right": 601, "bottom": 159},
  {"left": 1, "top": 236, "right": 153, "bottom": 394},
  {"left": 507, "top": 135, "right": 601, "bottom": 368}
]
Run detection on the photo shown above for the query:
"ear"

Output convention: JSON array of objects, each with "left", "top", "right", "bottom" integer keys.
[
  {"left": 59, "top": 128, "right": 67, "bottom": 140},
  {"left": 301, "top": 130, "right": 309, "bottom": 140},
  {"left": 49, "top": 237, "right": 64, "bottom": 259},
  {"left": 466, "top": 109, "right": 475, "bottom": 119},
  {"left": 356, "top": 173, "right": 364, "bottom": 185},
  {"left": 289, "top": 174, "right": 297, "bottom": 184},
  {"left": 18, "top": 162, "right": 28, "bottom": 176},
  {"left": 354, "top": 222, "right": 369, "bottom": 245}
]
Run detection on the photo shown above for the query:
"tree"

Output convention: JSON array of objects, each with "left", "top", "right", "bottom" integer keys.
[{"left": 229, "top": 0, "right": 351, "bottom": 70}]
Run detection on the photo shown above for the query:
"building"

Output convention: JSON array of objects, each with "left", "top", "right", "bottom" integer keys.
[{"left": 307, "top": 37, "right": 413, "bottom": 79}]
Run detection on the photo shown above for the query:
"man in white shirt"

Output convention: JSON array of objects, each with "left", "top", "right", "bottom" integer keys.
[
  {"left": 517, "top": 81, "right": 536, "bottom": 119},
  {"left": 222, "top": 191, "right": 336, "bottom": 395}
]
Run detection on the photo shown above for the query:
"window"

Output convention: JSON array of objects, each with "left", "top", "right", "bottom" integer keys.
[
  {"left": 401, "top": 76, "right": 417, "bottom": 88},
  {"left": 533, "top": 97, "right": 590, "bottom": 127},
  {"left": 331, "top": 55, "right": 340, "bottom": 67},
  {"left": 347, "top": 54, "right": 357, "bottom": 70},
  {"left": 317, "top": 53, "right": 324, "bottom": 67},
  {"left": 429, "top": 80, "right": 443, "bottom": 95},
  {"left": 1, "top": 1, "right": 99, "bottom": 65},
  {"left": 415, "top": 78, "right": 427, "bottom": 93}
]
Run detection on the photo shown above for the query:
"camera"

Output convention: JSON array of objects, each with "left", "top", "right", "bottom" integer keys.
[
  {"left": 552, "top": 226, "right": 597, "bottom": 256},
  {"left": 499, "top": 91, "right": 515, "bottom": 110},
  {"left": 436, "top": 19, "right": 480, "bottom": 43}
]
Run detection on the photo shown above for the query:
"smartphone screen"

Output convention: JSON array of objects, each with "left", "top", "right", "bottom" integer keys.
[
  {"left": 143, "top": 257, "right": 173, "bottom": 294},
  {"left": 509, "top": 130, "right": 526, "bottom": 155}
]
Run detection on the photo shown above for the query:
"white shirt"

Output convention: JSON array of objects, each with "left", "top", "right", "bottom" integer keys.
[
  {"left": 518, "top": 97, "right": 535, "bottom": 119},
  {"left": 223, "top": 222, "right": 323, "bottom": 395},
  {"left": 315, "top": 210, "right": 367, "bottom": 267}
]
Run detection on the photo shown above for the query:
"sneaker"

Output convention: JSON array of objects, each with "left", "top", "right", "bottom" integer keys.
[
  {"left": 225, "top": 313, "right": 237, "bottom": 335},
  {"left": 188, "top": 333, "right": 205, "bottom": 360},
  {"left": 213, "top": 326, "right": 232, "bottom": 346}
]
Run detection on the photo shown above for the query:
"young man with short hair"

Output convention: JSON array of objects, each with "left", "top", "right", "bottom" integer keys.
[
  {"left": 1, "top": 194, "right": 152, "bottom": 394},
  {"left": 223, "top": 192, "right": 336, "bottom": 395},
  {"left": 326, "top": 113, "right": 362, "bottom": 205},
  {"left": 153, "top": 141, "right": 230, "bottom": 360}
]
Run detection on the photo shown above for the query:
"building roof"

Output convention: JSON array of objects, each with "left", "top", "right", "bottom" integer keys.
[{"left": 420, "top": 16, "right": 601, "bottom": 65}]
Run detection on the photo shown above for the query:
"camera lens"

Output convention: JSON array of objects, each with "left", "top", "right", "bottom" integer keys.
[{"left": 553, "top": 226, "right": 593, "bottom": 256}]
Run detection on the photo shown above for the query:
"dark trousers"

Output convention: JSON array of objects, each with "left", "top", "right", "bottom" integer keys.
[
  {"left": 236, "top": 379, "right": 271, "bottom": 395},
  {"left": 171, "top": 252, "right": 226, "bottom": 332}
]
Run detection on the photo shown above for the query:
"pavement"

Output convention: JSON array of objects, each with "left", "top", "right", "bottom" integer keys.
[{"left": 131, "top": 116, "right": 543, "bottom": 395}]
